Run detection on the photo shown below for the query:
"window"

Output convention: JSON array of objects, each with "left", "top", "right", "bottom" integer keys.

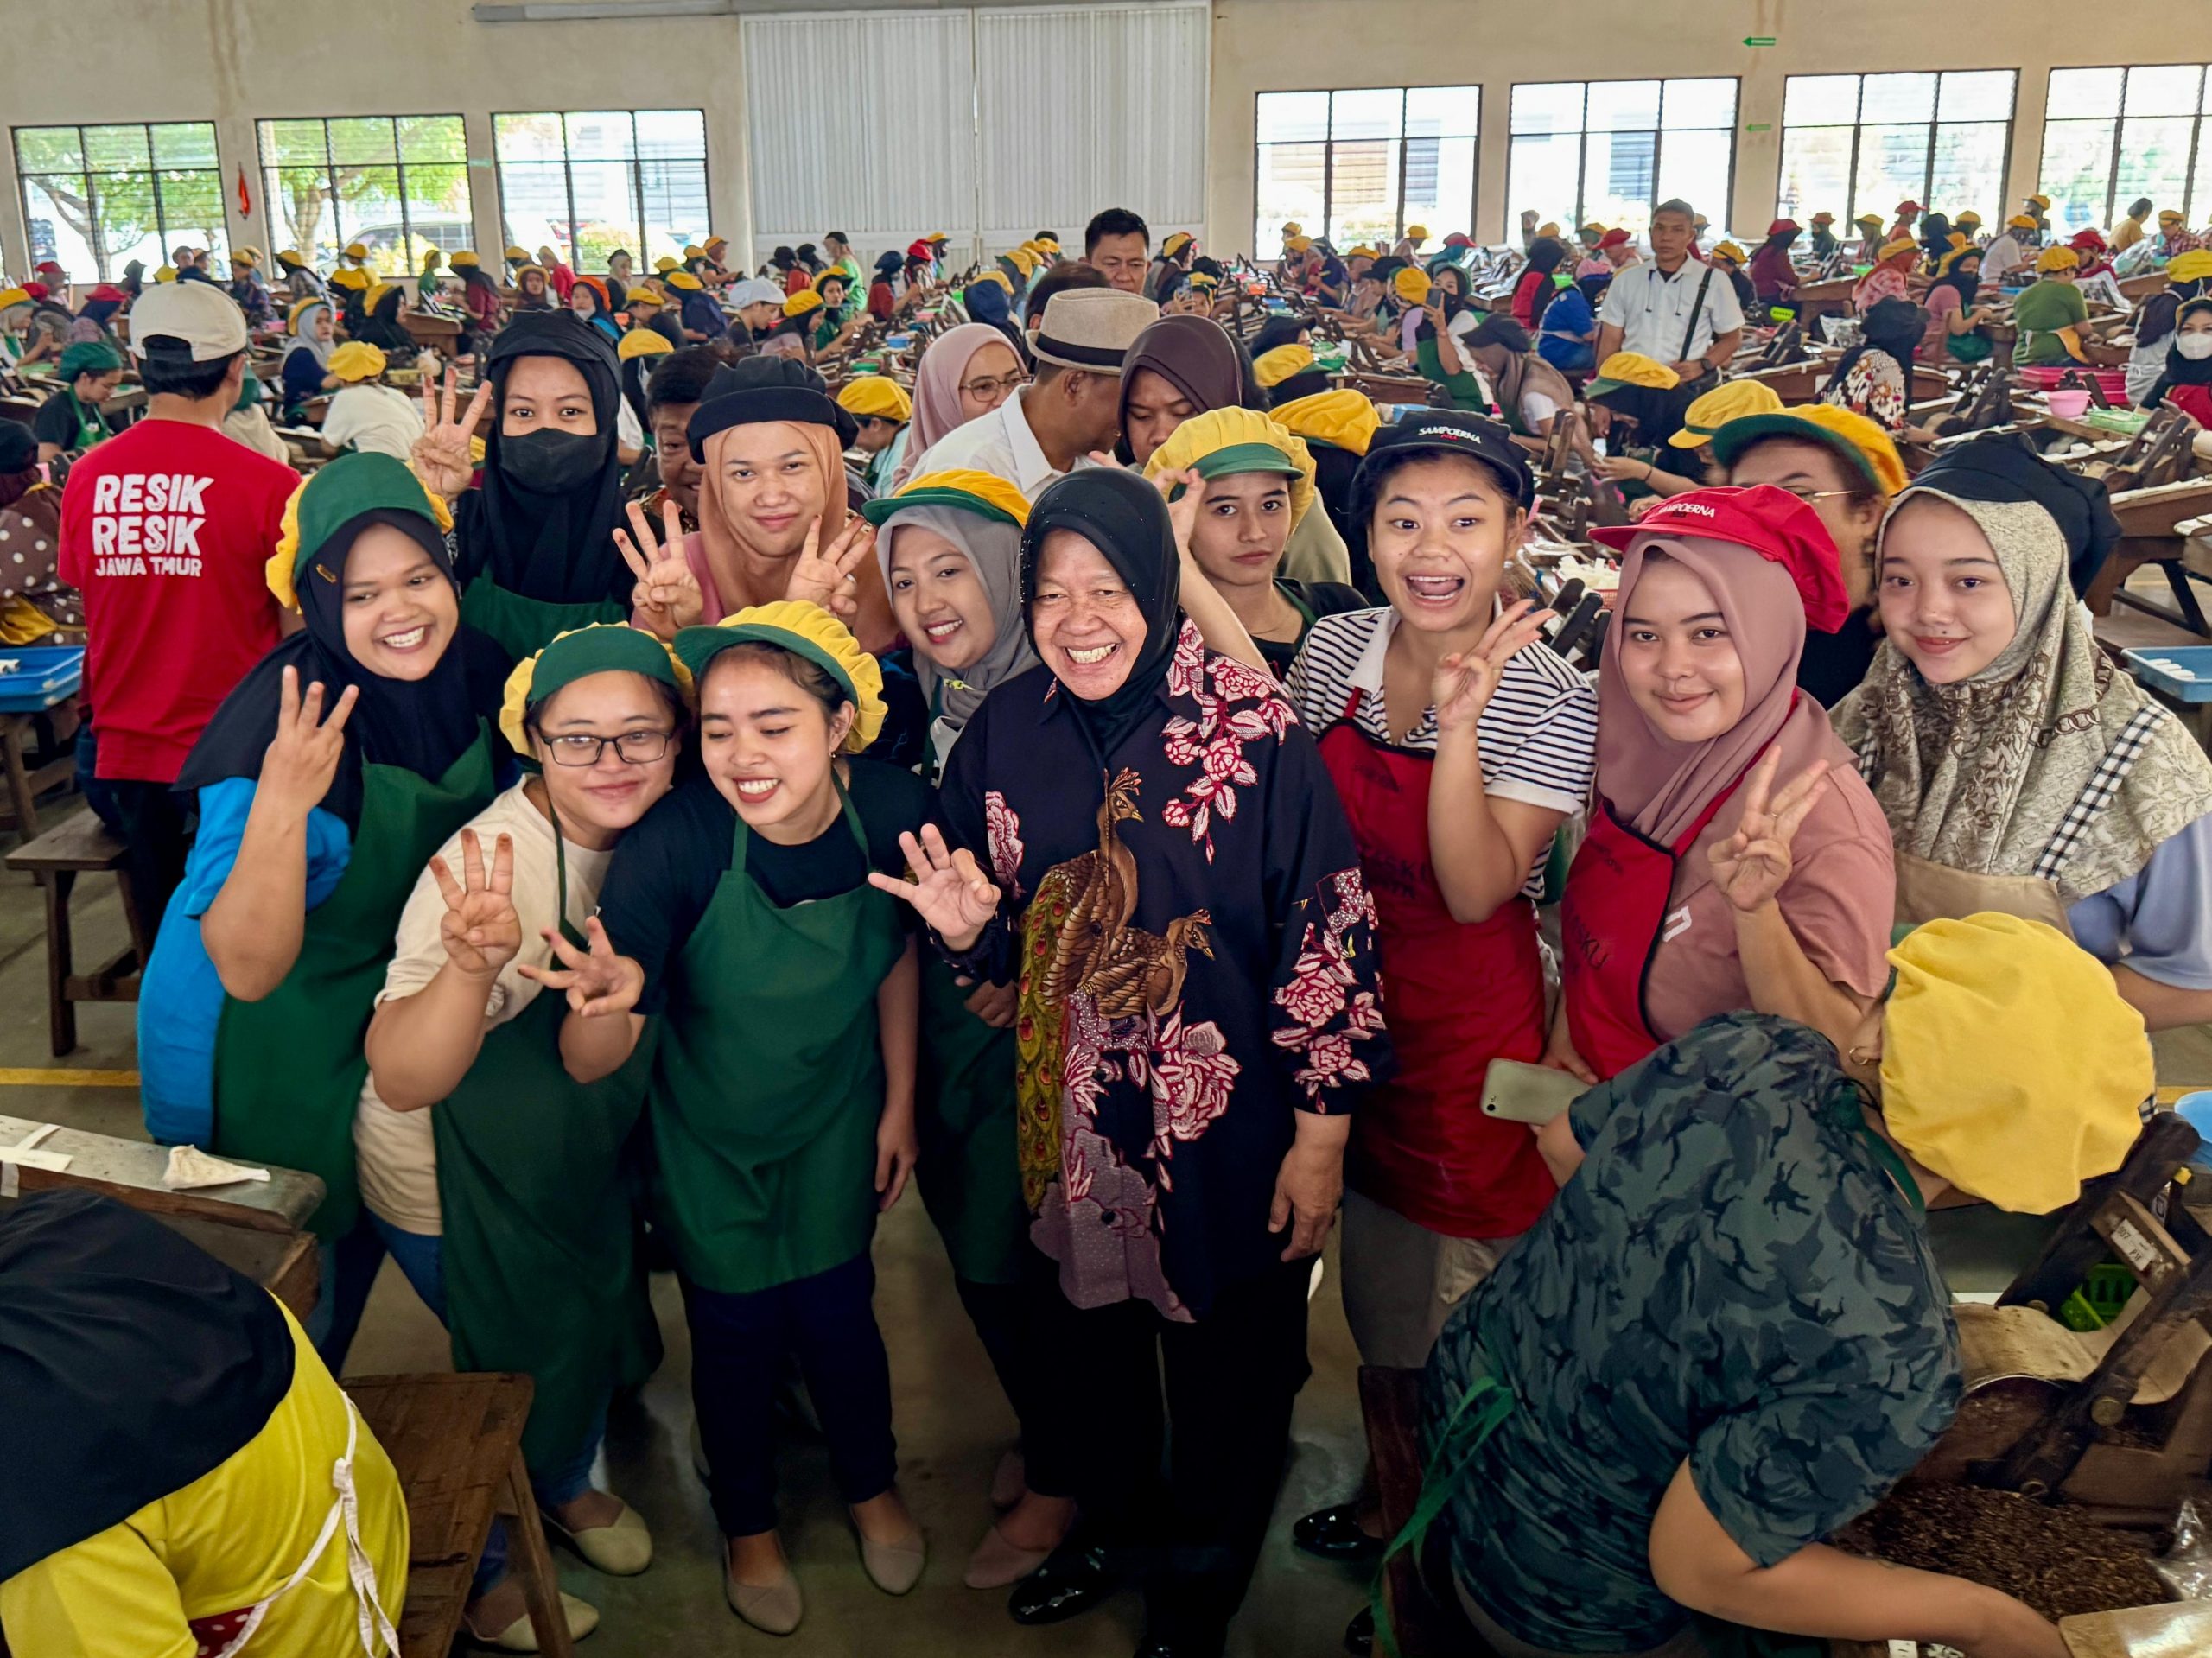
[
  {"left": 493, "top": 111, "right": 709, "bottom": 271},
  {"left": 1506, "top": 79, "right": 1736, "bottom": 236},
  {"left": 1255, "top": 87, "right": 1478, "bottom": 252},
  {"left": 257, "top": 116, "right": 472, "bottom": 278},
  {"left": 1777, "top": 72, "right": 2015, "bottom": 229},
  {"left": 13, "top": 123, "right": 226, "bottom": 282},
  {"left": 2040, "top": 66, "right": 2212, "bottom": 234}
]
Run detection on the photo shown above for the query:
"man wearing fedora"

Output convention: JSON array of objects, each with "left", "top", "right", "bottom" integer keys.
[{"left": 915, "top": 288, "right": 1158, "bottom": 501}]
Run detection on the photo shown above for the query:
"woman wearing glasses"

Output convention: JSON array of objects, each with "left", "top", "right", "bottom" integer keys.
[
  {"left": 889, "top": 321, "right": 1029, "bottom": 491},
  {"left": 354, "top": 622, "right": 690, "bottom": 1645}
]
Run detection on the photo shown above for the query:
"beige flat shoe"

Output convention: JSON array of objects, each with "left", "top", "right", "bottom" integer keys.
[
  {"left": 964, "top": 1519, "right": 1050, "bottom": 1590},
  {"left": 463, "top": 1590, "right": 600, "bottom": 1651},
  {"left": 857, "top": 1521, "right": 927, "bottom": 1596},
  {"left": 543, "top": 1498, "right": 653, "bottom": 1576},
  {"left": 724, "top": 1559, "right": 804, "bottom": 1636}
]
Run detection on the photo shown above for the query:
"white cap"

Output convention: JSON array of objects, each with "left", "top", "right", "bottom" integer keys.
[
  {"left": 729, "top": 278, "right": 786, "bottom": 310},
  {"left": 128, "top": 282, "right": 249, "bottom": 362}
]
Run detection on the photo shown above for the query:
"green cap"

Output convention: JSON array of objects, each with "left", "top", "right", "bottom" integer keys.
[
  {"left": 1164, "top": 441, "right": 1307, "bottom": 501},
  {"left": 860, "top": 481, "right": 1022, "bottom": 529},
  {"left": 272, "top": 451, "right": 451, "bottom": 608},
  {"left": 56, "top": 340, "right": 124, "bottom": 381}
]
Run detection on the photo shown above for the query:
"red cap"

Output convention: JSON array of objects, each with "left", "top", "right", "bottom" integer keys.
[
  {"left": 33, "top": 261, "right": 62, "bottom": 276},
  {"left": 1597, "top": 227, "right": 1632, "bottom": 250},
  {"left": 88, "top": 283, "right": 126, "bottom": 302},
  {"left": 2069, "top": 228, "right": 2107, "bottom": 251},
  {"left": 1766, "top": 219, "right": 1800, "bottom": 237},
  {"left": 21, "top": 283, "right": 48, "bottom": 302},
  {"left": 1592, "top": 485, "right": 1849, "bottom": 632},
  {"left": 1444, "top": 232, "right": 1473, "bottom": 247},
  {"left": 1895, "top": 200, "right": 1921, "bottom": 215}
]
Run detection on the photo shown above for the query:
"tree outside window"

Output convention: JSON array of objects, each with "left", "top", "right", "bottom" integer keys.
[
  {"left": 1777, "top": 72, "right": 2016, "bottom": 229},
  {"left": 14, "top": 123, "right": 226, "bottom": 283},
  {"left": 2039, "top": 66, "right": 2212, "bottom": 235},
  {"left": 257, "top": 116, "right": 474, "bottom": 278}
]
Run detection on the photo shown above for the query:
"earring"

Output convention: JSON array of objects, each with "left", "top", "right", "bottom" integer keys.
[{"left": 1848, "top": 1045, "right": 1875, "bottom": 1066}]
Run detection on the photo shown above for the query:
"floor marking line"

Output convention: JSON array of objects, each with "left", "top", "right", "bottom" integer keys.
[{"left": 0, "top": 1068, "right": 139, "bottom": 1087}]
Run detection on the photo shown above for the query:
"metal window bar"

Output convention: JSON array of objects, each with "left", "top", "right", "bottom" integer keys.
[
  {"left": 1255, "top": 88, "right": 1477, "bottom": 252},
  {"left": 1511, "top": 81, "right": 1736, "bottom": 230}
]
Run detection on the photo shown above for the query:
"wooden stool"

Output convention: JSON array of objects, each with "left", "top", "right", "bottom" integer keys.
[
  {"left": 4, "top": 810, "right": 146, "bottom": 1057},
  {"left": 0, "top": 706, "right": 79, "bottom": 839},
  {"left": 346, "top": 1374, "right": 575, "bottom": 1658}
]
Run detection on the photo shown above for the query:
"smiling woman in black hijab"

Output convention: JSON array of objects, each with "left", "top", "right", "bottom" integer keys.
[
  {"left": 874, "top": 462, "right": 1387, "bottom": 1651},
  {"left": 411, "top": 309, "right": 633, "bottom": 659}
]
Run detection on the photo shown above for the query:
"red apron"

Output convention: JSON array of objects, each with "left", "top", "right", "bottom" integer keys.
[
  {"left": 1318, "top": 689, "right": 1552, "bottom": 1239},
  {"left": 1559, "top": 780, "right": 1741, "bottom": 1081}
]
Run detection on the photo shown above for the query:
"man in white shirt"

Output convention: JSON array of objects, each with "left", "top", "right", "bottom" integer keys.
[
  {"left": 1594, "top": 199, "right": 1744, "bottom": 386},
  {"left": 915, "top": 287, "right": 1157, "bottom": 500}
]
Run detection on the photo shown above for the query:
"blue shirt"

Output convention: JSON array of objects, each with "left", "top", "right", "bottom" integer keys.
[
  {"left": 2069, "top": 812, "right": 2212, "bottom": 990},
  {"left": 1537, "top": 288, "right": 1595, "bottom": 370},
  {"left": 137, "top": 778, "right": 355, "bottom": 1147}
]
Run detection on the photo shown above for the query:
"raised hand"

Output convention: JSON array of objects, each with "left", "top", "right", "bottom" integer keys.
[
  {"left": 785, "top": 516, "right": 876, "bottom": 623},
  {"left": 615, "top": 495, "right": 703, "bottom": 638},
  {"left": 1432, "top": 600, "right": 1545, "bottom": 736},
  {"left": 1148, "top": 464, "right": 1207, "bottom": 562},
  {"left": 259, "top": 665, "right": 359, "bottom": 821},
  {"left": 517, "top": 915, "right": 644, "bottom": 1018},
  {"left": 1708, "top": 748, "right": 1833, "bottom": 915},
  {"left": 866, "top": 824, "right": 1002, "bottom": 951},
  {"left": 429, "top": 828, "right": 522, "bottom": 981},
  {"left": 410, "top": 365, "right": 492, "bottom": 502}
]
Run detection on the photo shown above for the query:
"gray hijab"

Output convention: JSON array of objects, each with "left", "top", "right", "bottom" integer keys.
[{"left": 875, "top": 504, "right": 1035, "bottom": 729}]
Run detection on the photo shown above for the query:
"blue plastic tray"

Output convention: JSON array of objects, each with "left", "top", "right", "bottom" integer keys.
[
  {"left": 2125, "top": 646, "right": 2212, "bottom": 703},
  {"left": 0, "top": 645, "right": 83, "bottom": 711}
]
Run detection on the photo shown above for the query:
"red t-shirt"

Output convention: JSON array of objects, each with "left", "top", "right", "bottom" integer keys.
[{"left": 58, "top": 419, "right": 297, "bottom": 784}]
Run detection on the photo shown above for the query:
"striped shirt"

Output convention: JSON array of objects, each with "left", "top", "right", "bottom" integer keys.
[{"left": 1286, "top": 607, "right": 1599, "bottom": 894}]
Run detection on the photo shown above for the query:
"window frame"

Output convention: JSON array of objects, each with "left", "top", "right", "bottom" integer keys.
[
  {"left": 1505, "top": 77, "right": 1740, "bottom": 234},
  {"left": 253, "top": 113, "right": 474, "bottom": 274},
  {"left": 1776, "top": 69, "right": 2018, "bottom": 227},
  {"left": 490, "top": 109, "right": 711, "bottom": 268},
  {"left": 11, "top": 120, "right": 226, "bottom": 282},
  {"left": 1252, "top": 85, "right": 1480, "bottom": 251},
  {"left": 2037, "top": 62, "right": 2210, "bottom": 229}
]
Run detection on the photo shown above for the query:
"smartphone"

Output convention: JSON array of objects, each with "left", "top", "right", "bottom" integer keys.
[{"left": 1480, "top": 1058, "right": 1587, "bottom": 1126}]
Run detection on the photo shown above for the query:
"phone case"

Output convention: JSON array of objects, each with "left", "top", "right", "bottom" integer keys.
[{"left": 1479, "top": 1058, "right": 1587, "bottom": 1126}]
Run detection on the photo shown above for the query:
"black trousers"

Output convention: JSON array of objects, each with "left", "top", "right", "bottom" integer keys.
[
  {"left": 1034, "top": 1255, "right": 1314, "bottom": 1654},
  {"left": 98, "top": 778, "right": 193, "bottom": 931},
  {"left": 954, "top": 1264, "right": 1077, "bottom": 1499}
]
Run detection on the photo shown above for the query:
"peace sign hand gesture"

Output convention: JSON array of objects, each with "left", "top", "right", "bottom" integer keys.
[
  {"left": 1432, "top": 600, "right": 1545, "bottom": 736},
  {"left": 516, "top": 915, "right": 645, "bottom": 1018},
  {"left": 429, "top": 828, "right": 523, "bottom": 981},
  {"left": 1708, "top": 749, "right": 1833, "bottom": 915},
  {"left": 615, "top": 496, "right": 703, "bottom": 638},
  {"left": 259, "top": 665, "right": 359, "bottom": 821},
  {"left": 410, "top": 365, "right": 492, "bottom": 502},
  {"left": 867, "top": 824, "right": 1002, "bottom": 952},
  {"left": 785, "top": 516, "right": 876, "bottom": 624}
]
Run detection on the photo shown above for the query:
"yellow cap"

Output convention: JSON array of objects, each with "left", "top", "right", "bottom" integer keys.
[
  {"left": 1881, "top": 914, "right": 2149, "bottom": 1214},
  {"left": 505, "top": 245, "right": 531, "bottom": 264},
  {"left": 1161, "top": 232, "right": 1194, "bottom": 258},
  {"left": 1710, "top": 240, "right": 1747, "bottom": 266},
  {"left": 1393, "top": 267, "right": 1432, "bottom": 304},
  {"left": 2008, "top": 213, "right": 2040, "bottom": 230},
  {"left": 680, "top": 600, "right": 886, "bottom": 753},
  {"left": 1854, "top": 213, "right": 1885, "bottom": 230},
  {"left": 665, "top": 270, "right": 704, "bottom": 291},
  {"left": 343, "top": 241, "right": 368, "bottom": 260},
  {"left": 2037, "top": 245, "right": 2080, "bottom": 273},
  {"left": 1877, "top": 238, "right": 1919, "bottom": 264},
  {"left": 1344, "top": 245, "right": 1380, "bottom": 261},
  {"left": 0, "top": 288, "right": 30, "bottom": 312},
  {"left": 2161, "top": 210, "right": 2186, "bottom": 226},
  {"left": 683, "top": 245, "right": 704, "bottom": 260},
  {"left": 154, "top": 265, "right": 178, "bottom": 283},
  {"left": 1405, "top": 224, "right": 1430, "bottom": 241},
  {"left": 1712, "top": 403, "right": 1909, "bottom": 496},
  {"left": 1536, "top": 221, "right": 1561, "bottom": 238},
  {"left": 1280, "top": 221, "right": 1303, "bottom": 238},
  {"left": 1955, "top": 211, "right": 1982, "bottom": 226},
  {"left": 231, "top": 247, "right": 259, "bottom": 267},
  {"left": 2166, "top": 250, "right": 2212, "bottom": 283},
  {"left": 499, "top": 624, "right": 692, "bottom": 759},
  {"left": 450, "top": 250, "right": 480, "bottom": 269},
  {"left": 969, "top": 270, "right": 1013, "bottom": 295},
  {"left": 287, "top": 295, "right": 328, "bottom": 330},
  {"left": 624, "top": 286, "right": 664, "bottom": 309},
  {"left": 325, "top": 341, "right": 387, "bottom": 384},
  {"left": 1251, "top": 343, "right": 1318, "bottom": 390},
  {"left": 653, "top": 254, "right": 680, "bottom": 273},
  {"left": 1665, "top": 378, "right": 1784, "bottom": 448},
  {"left": 1269, "top": 387, "right": 1382, "bottom": 457},
  {"left": 703, "top": 235, "right": 728, "bottom": 255},
  {"left": 1142, "top": 406, "right": 1318, "bottom": 529},
  {"left": 784, "top": 290, "right": 823, "bottom": 317},
  {"left": 1001, "top": 247, "right": 1038, "bottom": 277},
  {"left": 1284, "top": 236, "right": 1313, "bottom": 255},
  {"left": 812, "top": 267, "right": 850, "bottom": 293},
  {"left": 1589, "top": 352, "right": 1680, "bottom": 391},
  {"left": 2028, "top": 194, "right": 2051, "bottom": 210},
  {"left": 836, "top": 376, "right": 913, "bottom": 424},
  {"left": 618, "top": 328, "right": 675, "bottom": 361}
]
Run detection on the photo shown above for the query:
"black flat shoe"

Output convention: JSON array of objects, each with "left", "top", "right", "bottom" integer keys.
[
  {"left": 1344, "top": 1604, "right": 1375, "bottom": 1655},
  {"left": 1007, "top": 1543, "right": 1119, "bottom": 1626},
  {"left": 1293, "top": 1503, "right": 1385, "bottom": 1563}
]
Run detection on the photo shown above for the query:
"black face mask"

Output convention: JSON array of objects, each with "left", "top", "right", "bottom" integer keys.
[{"left": 500, "top": 428, "right": 604, "bottom": 494}]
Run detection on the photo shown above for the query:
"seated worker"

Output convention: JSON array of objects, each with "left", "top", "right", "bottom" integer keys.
[
  {"left": 1537, "top": 271, "right": 1608, "bottom": 373},
  {"left": 616, "top": 325, "right": 671, "bottom": 466},
  {"left": 1421, "top": 913, "right": 2149, "bottom": 1658},
  {"left": 1550, "top": 488, "right": 1895, "bottom": 1083},
  {"left": 1581, "top": 352, "right": 1691, "bottom": 472},
  {"left": 2013, "top": 246, "right": 2091, "bottom": 365},
  {"left": 2137, "top": 293, "right": 2212, "bottom": 425},
  {"left": 278, "top": 298, "right": 338, "bottom": 421},
  {"left": 1594, "top": 377, "right": 1783, "bottom": 500},
  {"left": 627, "top": 345, "right": 719, "bottom": 532},
  {"left": 1820, "top": 295, "right": 1929, "bottom": 440},
  {"left": 320, "top": 340, "right": 423, "bottom": 461},
  {"left": 0, "top": 1187, "right": 408, "bottom": 1656},
  {"left": 837, "top": 375, "right": 914, "bottom": 496},
  {"left": 32, "top": 339, "right": 124, "bottom": 462},
  {"left": 1834, "top": 436, "right": 2212, "bottom": 1030},
  {"left": 1269, "top": 386, "right": 1382, "bottom": 590},
  {"left": 1464, "top": 316, "right": 1577, "bottom": 441}
]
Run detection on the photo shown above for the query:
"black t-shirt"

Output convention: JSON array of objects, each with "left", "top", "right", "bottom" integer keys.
[
  {"left": 1267, "top": 579, "right": 1370, "bottom": 681},
  {"left": 599, "top": 758, "right": 935, "bottom": 1014},
  {"left": 1796, "top": 608, "right": 1881, "bottom": 708},
  {"left": 32, "top": 391, "right": 107, "bottom": 454}
]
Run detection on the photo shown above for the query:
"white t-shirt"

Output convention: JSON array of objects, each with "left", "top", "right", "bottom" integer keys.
[
  {"left": 1285, "top": 606, "right": 1599, "bottom": 896},
  {"left": 1598, "top": 259, "right": 1745, "bottom": 362},
  {"left": 321, "top": 383, "right": 424, "bottom": 461},
  {"left": 353, "top": 782, "right": 616, "bottom": 1235}
]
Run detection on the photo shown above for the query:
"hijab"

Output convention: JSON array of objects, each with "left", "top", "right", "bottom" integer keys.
[
  {"left": 1929, "top": 254, "right": 1981, "bottom": 314},
  {"left": 963, "top": 276, "right": 1025, "bottom": 356},
  {"left": 1521, "top": 238, "right": 1567, "bottom": 328},
  {"left": 877, "top": 504, "right": 1035, "bottom": 729},
  {"left": 1466, "top": 315, "right": 1574, "bottom": 429},
  {"left": 1116, "top": 314, "right": 1248, "bottom": 461},
  {"left": 287, "top": 299, "right": 334, "bottom": 368},
  {"left": 451, "top": 310, "right": 631, "bottom": 609},
  {"left": 0, "top": 1189, "right": 299, "bottom": 1585},
  {"left": 772, "top": 246, "right": 798, "bottom": 274},
  {"left": 1835, "top": 477, "right": 2212, "bottom": 901},
  {"left": 894, "top": 322, "right": 1014, "bottom": 489},
  {"left": 1825, "top": 295, "right": 1924, "bottom": 395},
  {"left": 572, "top": 280, "right": 620, "bottom": 340},
  {"left": 2161, "top": 296, "right": 2212, "bottom": 388},
  {"left": 77, "top": 293, "right": 124, "bottom": 329},
  {"left": 357, "top": 284, "right": 412, "bottom": 352},
  {"left": 178, "top": 455, "right": 509, "bottom": 826},
  {"left": 1599, "top": 531, "right": 1875, "bottom": 920},
  {"left": 1917, "top": 213, "right": 1953, "bottom": 267},
  {"left": 1020, "top": 467, "right": 1183, "bottom": 759}
]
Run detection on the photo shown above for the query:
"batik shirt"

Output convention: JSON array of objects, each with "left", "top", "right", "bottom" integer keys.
[
  {"left": 938, "top": 619, "right": 1389, "bottom": 1320},
  {"left": 1423, "top": 1013, "right": 1961, "bottom": 1654}
]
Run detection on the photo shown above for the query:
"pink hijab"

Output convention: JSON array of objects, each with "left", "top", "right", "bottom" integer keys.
[{"left": 892, "top": 321, "right": 1018, "bottom": 490}]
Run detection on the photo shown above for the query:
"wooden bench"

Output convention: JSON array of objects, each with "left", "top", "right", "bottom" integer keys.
[
  {"left": 3, "top": 809, "right": 147, "bottom": 1056},
  {"left": 346, "top": 1374, "right": 575, "bottom": 1658},
  {"left": 0, "top": 700, "right": 82, "bottom": 839}
]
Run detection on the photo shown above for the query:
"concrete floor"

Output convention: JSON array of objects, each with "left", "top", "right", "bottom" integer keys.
[{"left": 8, "top": 792, "right": 2212, "bottom": 1658}]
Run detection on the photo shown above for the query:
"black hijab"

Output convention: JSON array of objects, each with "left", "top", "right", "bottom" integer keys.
[
  {"left": 1522, "top": 239, "right": 1567, "bottom": 328},
  {"left": 2161, "top": 296, "right": 2212, "bottom": 387},
  {"left": 118, "top": 259, "right": 145, "bottom": 299},
  {"left": 357, "top": 283, "right": 412, "bottom": 352},
  {"left": 452, "top": 310, "right": 630, "bottom": 609},
  {"left": 1021, "top": 468, "right": 1183, "bottom": 760},
  {"left": 771, "top": 245, "right": 798, "bottom": 274},
  {"left": 1917, "top": 213, "right": 1953, "bottom": 268},
  {"left": 1825, "top": 295, "right": 1926, "bottom": 394},
  {"left": 1911, "top": 432, "right": 2121, "bottom": 597},
  {"left": 0, "top": 1188, "right": 297, "bottom": 1583},
  {"left": 1250, "top": 315, "right": 1309, "bottom": 359},
  {"left": 178, "top": 484, "right": 509, "bottom": 826},
  {"left": 1929, "top": 255, "right": 1982, "bottom": 314}
]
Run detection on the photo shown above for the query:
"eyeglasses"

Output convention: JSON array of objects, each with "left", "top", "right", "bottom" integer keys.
[
  {"left": 1774, "top": 486, "right": 1858, "bottom": 504},
  {"left": 959, "top": 372, "right": 1027, "bottom": 399},
  {"left": 541, "top": 730, "right": 674, "bottom": 767}
]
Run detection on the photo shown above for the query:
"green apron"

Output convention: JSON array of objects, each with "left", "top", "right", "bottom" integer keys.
[
  {"left": 460, "top": 574, "right": 629, "bottom": 663},
  {"left": 915, "top": 956, "right": 1026, "bottom": 1286},
  {"left": 651, "top": 784, "right": 905, "bottom": 1294},
  {"left": 1415, "top": 334, "right": 1488, "bottom": 410},
  {"left": 56, "top": 388, "right": 105, "bottom": 454},
  {"left": 434, "top": 825, "right": 662, "bottom": 1471},
  {"left": 213, "top": 729, "right": 500, "bottom": 1242}
]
